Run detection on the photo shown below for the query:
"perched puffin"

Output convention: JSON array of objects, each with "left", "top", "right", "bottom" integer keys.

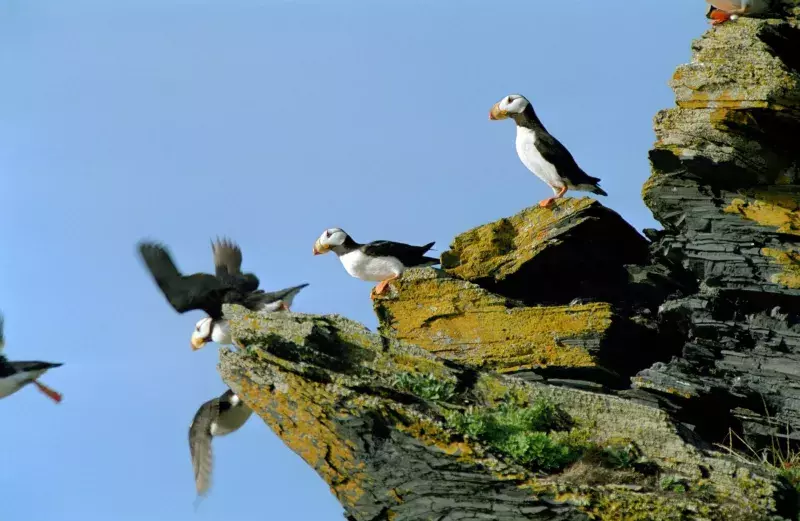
[
  {"left": 189, "top": 388, "right": 253, "bottom": 497},
  {"left": 0, "top": 314, "right": 63, "bottom": 403},
  {"left": 313, "top": 228, "right": 438, "bottom": 298},
  {"left": 706, "top": 0, "right": 766, "bottom": 25},
  {"left": 489, "top": 94, "right": 607, "bottom": 208},
  {"left": 138, "top": 237, "right": 308, "bottom": 351}
]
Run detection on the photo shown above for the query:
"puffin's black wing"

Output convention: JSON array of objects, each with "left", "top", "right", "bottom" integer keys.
[
  {"left": 534, "top": 132, "right": 605, "bottom": 192},
  {"left": 138, "top": 241, "right": 228, "bottom": 318},
  {"left": 361, "top": 241, "right": 439, "bottom": 267},
  {"left": 0, "top": 355, "right": 15, "bottom": 378},
  {"left": 0, "top": 313, "right": 4, "bottom": 352},
  {"left": 260, "top": 283, "right": 310, "bottom": 303},
  {"left": 211, "top": 238, "right": 260, "bottom": 293},
  {"left": 10, "top": 361, "right": 62, "bottom": 373},
  {"left": 189, "top": 397, "right": 218, "bottom": 497}
]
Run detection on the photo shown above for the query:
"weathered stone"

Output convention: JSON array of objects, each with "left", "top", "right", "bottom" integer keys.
[
  {"left": 635, "top": 7, "right": 800, "bottom": 448},
  {"left": 440, "top": 198, "right": 650, "bottom": 306},
  {"left": 219, "top": 307, "right": 793, "bottom": 521},
  {"left": 373, "top": 268, "right": 668, "bottom": 383}
]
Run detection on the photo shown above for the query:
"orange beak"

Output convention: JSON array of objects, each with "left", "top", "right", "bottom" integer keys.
[
  {"left": 313, "top": 246, "right": 321, "bottom": 255},
  {"left": 489, "top": 103, "right": 507, "bottom": 121}
]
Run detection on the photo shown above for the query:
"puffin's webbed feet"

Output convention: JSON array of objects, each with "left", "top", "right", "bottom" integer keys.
[
  {"left": 709, "top": 9, "right": 733, "bottom": 25},
  {"left": 280, "top": 301, "right": 291, "bottom": 312},
  {"left": 33, "top": 380, "right": 62, "bottom": 403},
  {"left": 371, "top": 276, "right": 399, "bottom": 300},
  {"left": 539, "top": 186, "right": 568, "bottom": 208}
]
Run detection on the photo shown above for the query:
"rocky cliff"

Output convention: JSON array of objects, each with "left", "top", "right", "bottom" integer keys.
[{"left": 219, "top": 5, "right": 800, "bottom": 520}]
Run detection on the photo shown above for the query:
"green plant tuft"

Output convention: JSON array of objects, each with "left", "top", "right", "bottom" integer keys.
[
  {"left": 392, "top": 372, "right": 457, "bottom": 402},
  {"left": 444, "top": 399, "right": 582, "bottom": 471},
  {"left": 659, "top": 475, "right": 689, "bottom": 493}
]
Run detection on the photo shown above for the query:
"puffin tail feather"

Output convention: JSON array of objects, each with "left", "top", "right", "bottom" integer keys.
[{"left": 576, "top": 179, "right": 607, "bottom": 197}]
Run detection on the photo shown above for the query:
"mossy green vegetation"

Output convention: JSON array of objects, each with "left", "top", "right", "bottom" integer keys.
[
  {"left": 392, "top": 372, "right": 456, "bottom": 402},
  {"left": 443, "top": 399, "right": 583, "bottom": 471}
]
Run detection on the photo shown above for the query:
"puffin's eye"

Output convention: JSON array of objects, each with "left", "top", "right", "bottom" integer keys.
[{"left": 325, "top": 230, "right": 332, "bottom": 238}]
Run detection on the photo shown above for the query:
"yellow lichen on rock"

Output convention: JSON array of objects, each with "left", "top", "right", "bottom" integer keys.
[
  {"left": 375, "top": 269, "right": 611, "bottom": 372},
  {"left": 440, "top": 197, "right": 597, "bottom": 282},
  {"left": 725, "top": 194, "right": 800, "bottom": 235},
  {"left": 762, "top": 247, "right": 800, "bottom": 288},
  {"left": 226, "top": 368, "right": 370, "bottom": 509}
]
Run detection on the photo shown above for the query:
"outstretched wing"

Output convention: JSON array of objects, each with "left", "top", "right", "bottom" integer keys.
[
  {"left": 138, "top": 241, "right": 227, "bottom": 318},
  {"left": 189, "top": 398, "right": 219, "bottom": 497},
  {"left": 362, "top": 241, "right": 439, "bottom": 267},
  {"left": 0, "top": 313, "right": 5, "bottom": 352},
  {"left": 211, "top": 238, "right": 260, "bottom": 293}
]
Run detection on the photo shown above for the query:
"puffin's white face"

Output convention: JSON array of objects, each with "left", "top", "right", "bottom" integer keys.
[
  {"left": 313, "top": 228, "right": 348, "bottom": 255},
  {"left": 489, "top": 94, "right": 530, "bottom": 121},
  {"left": 191, "top": 317, "right": 213, "bottom": 351}
]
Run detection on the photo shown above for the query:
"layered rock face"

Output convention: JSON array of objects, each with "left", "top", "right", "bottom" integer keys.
[
  {"left": 635, "top": 6, "right": 800, "bottom": 446},
  {"left": 216, "top": 5, "right": 800, "bottom": 520}
]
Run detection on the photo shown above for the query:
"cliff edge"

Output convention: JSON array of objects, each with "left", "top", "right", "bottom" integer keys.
[{"left": 219, "top": 5, "right": 800, "bottom": 520}]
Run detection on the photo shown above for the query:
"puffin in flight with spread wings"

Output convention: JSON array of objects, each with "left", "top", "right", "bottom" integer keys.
[
  {"left": 189, "top": 388, "right": 252, "bottom": 497},
  {"left": 706, "top": 0, "right": 766, "bottom": 25},
  {"left": 489, "top": 93, "right": 607, "bottom": 208},
  {"left": 313, "top": 228, "right": 438, "bottom": 298},
  {"left": 138, "top": 237, "right": 308, "bottom": 351},
  {"left": 0, "top": 314, "right": 63, "bottom": 403}
]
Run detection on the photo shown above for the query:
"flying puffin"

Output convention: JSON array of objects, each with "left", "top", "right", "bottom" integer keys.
[
  {"left": 138, "top": 237, "right": 308, "bottom": 351},
  {"left": 313, "top": 228, "right": 438, "bottom": 298},
  {"left": 706, "top": 0, "right": 766, "bottom": 25},
  {"left": 0, "top": 314, "right": 63, "bottom": 403},
  {"left": 189, "top": 388, "right": 253, "bottom": 497},
  {"left": 489, "top": 93, "right": 607, "bottom": 208}
]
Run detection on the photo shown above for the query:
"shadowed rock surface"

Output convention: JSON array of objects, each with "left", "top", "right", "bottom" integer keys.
[
  {"left": 215, "top": 6, "right": 800, "bottom": 520},
  {"left": 634, "top": 6, "right": 800, "bottom": 448},
  {"left": 219, "top": 309, "right": 791, "bottom": 521}
]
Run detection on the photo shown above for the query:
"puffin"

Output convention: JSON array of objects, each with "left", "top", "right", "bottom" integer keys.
[
  {"left": 313, "top": 228, "right": 438, "bottom": 298},
  {"left": 138, "top": 237, "right": 308, "bottom": 351},
  {"left": 489, "top": 93, "right": 607, "bottom": 208},
  {"left": 189, "top": 388, "right": 253, "bottom": 497},
  {"left": 0, "top": 314, "right": 63, "bottom": 403},
  {"left": 706, "top": 0, "right": 766, "bottom": 25}
]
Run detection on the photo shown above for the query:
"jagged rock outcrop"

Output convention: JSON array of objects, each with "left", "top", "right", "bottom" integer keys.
[
  {"left": 214, "top": 4, "right": 800, "bottom": 520},
  {"left": 219, "top": 308, "right": 791, "bottom": 520},
  {"left": 634, "top": 6, "right": 800, "bottom": 447}
]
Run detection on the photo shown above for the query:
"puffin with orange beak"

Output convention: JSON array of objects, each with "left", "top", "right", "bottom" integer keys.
[
  {"left": 313, "top": 228, "right": 438, "bottom": 298},
  {"left": 138, "top": 238, "right": 308, "bottom": 351},
  {"left": 0, "top": 313, "right": 63, "bottom": 403},
  {"left": 489, "top": 93, "right": 607, "bottom": 208},
  {"left": 706, "top": 0, "right": 767, "bottom": 25}
]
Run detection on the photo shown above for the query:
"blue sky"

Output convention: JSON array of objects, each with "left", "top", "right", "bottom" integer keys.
[{"left": 0, "top": 1, "right": 707, "bottom": 520}]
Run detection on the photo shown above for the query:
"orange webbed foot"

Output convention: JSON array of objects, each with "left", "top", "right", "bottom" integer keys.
[
  {"left": 709, "top": 10, "right": 732, "bottom": 25},
  {"left": 280, "top": 302, "right": 291, "bottom": 312},
  {"left": 33, "top": 380, "right": 62, "bottom": 404}
]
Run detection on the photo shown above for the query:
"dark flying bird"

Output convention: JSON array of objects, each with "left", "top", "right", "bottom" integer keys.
[
  {"left": 189, "top": 388, "right": 253, "bottom": 497},
  {"left": 489, "top": 93, "right": 607, "bottom": 208},
  {"left": 0, "top": 314, "right": 63, "bottom": 403},
  {"left": 138, "top": 237, "right": 308, "bottom": 351},
  {"left": 313, "top": 228, "right": 438, "bottom": 298}
]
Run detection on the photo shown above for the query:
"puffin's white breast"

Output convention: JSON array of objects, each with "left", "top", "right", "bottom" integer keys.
[
  {"left": 0, "top": 371, "right": 38, "bottom": 399},
  {"left": 338, "top": 250, "right": 404, "bottom": 282},
  {"left": 211, "top": 321, "right": 232, "bottom": 345},
  {"left": 515, "top": 126, "right": 565, "bottom": 190}
]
